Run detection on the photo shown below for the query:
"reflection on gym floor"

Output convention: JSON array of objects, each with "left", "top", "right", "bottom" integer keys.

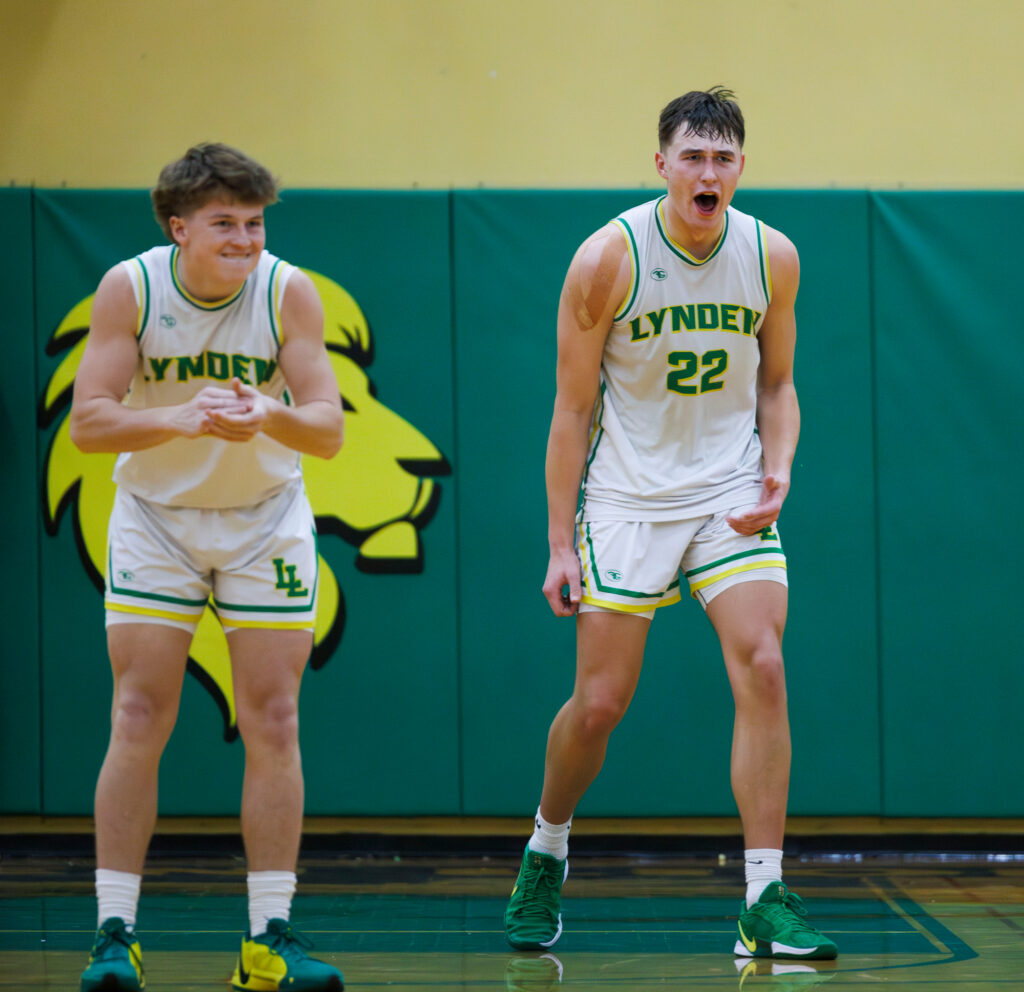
[{"left": 2, "top": 853, "right": 1022, "bottom": 990}]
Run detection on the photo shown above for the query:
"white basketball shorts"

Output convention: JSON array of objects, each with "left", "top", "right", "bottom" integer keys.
[
  {"left": 577, "top": 504, "right": 787, "bottom": 618},
  {"left": 105, "top": 481, "right": 319, "bottom": 633}
]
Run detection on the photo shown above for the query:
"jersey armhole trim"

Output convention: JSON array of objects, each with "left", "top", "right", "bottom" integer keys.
[
  {"left": 611, "top": 219, "right": 639, "bottom": 322},
  {"left": 268, "top": 258, "right": 294, "bottom": 347},
  {"left": 123, "top": 257, "right": 150, "bottom": 340},
  {"left": 756, "top": 220, "right": 773, "bottom": 305}
]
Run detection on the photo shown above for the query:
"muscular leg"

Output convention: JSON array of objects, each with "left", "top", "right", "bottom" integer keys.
[
  {"left": 95, "top": 624, "right": 192, "bottom": 873},
  {"left": 538, "top": 611, "right": 650, "bottom": 824},
  {"left": 228, "top": 628, "right": 312, "bottom": 871},
  {"left": 706, "top": 580, "right": 790, "bottom": 850}
]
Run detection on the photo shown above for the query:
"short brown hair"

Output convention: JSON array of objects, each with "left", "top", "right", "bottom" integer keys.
[
  {"left": 658, "top": 87, "right": 745, "bottom": 150},
  {"left": 150, "top": 143, "right": 279, "bottom": 240}
]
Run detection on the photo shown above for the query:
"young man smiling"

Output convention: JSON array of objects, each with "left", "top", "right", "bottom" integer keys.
[
  {"left": 72, "top": 143, "right": 344, "bottom": 992},
  {"left": 504, "top": 88, "right": 837, "bottom": 961}
]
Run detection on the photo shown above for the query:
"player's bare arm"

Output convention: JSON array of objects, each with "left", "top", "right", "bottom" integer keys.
[
  {"left": 70, "top": 266, "right": 247, "bottom": 453},
  {"left": 727, "top": 226, "right": 801, "bottom": 535},
  {"left": 206, "top": 270, "right": 343, "bottom": 458},
  {"left": 542, "top": 225, "right": 631, "bottom": 616}
]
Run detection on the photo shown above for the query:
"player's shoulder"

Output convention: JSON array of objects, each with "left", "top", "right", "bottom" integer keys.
[
  {"left": 278, "top": 264, "right": 324, "bottom": 330},
  {"left": 278, "top": 261, "right": 316, "bottom": 298},
  {"left": 761, "top": 223, "right": 799, "bottom": 289},
  {"left": 96, "top": 243, "right": 169, "bottom": 299},
  {"left": 95, "top": 258, "right": 139, "bottom": 302},
  {"left": 575, "top": 195, "right": 662, "bottom": 264},
  {"left": 759, "top": 222, "right": 798, "bottom": 260},
  {"left": 565, "top": 224, "right": 632, "bottom": 317},
  {"left": 573, "top": 221, "right": 629, "bottom": 276}
]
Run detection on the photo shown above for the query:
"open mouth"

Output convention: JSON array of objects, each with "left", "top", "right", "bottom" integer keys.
[{"left": 694, "top": 192, "right": 718, "bottom": 215}]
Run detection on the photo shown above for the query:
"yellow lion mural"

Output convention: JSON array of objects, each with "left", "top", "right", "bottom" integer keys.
[{"left": 40, "top": 269, "right": 450, "bottom": 740}]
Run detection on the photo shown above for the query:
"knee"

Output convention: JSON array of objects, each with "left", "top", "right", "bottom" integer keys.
[
  {"left": 237, "top": 693, "right": 300, "bottom": 753},
  {"left": 110, "top": 689, "right": 177, "bottom": 750},
  {"left": 733, "top": 642, "right": 787, "bottom": 707},
  {"left": 573, "top": 690, "right": 631, "bottom": 740}
]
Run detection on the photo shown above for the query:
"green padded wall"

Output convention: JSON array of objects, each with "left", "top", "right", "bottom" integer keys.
[
  {"left": 871, "top": 192, "right": 1024, "bottom": 815},
  {"left": 0, "top": 189, "right": 41, "bottom": 812},
  {"left": 14, "top": 188, "right": 1024, "bottom": 818}
]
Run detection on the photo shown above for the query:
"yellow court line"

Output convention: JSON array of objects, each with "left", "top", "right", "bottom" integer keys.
[{"left": 861, "top": 877, "right": 951, "bottom": 955}]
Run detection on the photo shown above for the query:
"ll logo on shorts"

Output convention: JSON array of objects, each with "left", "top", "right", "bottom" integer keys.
[{"left": 273, "top": 558, "right": 309, "bottom": 597}]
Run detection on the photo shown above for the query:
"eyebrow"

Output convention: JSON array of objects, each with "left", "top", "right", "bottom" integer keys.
[{"left": 679, "top": 147, "right": 736, "bottom": 157}]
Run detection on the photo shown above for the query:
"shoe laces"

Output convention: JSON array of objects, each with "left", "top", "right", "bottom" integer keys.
[
  {"left": 753, "top": 888, "right": 821, "bottom": 937},
  {"left": 263, "top": 920, "right": 315, "bottom": 958},
  {"left": 93, "top": 921, "right": 143, "bottom": 970},
  {"left": 517, "top": 859, "right": 562, "bottom": 922}
]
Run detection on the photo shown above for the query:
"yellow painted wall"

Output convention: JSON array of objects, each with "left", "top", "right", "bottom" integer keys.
[{"left": 3, "top": 0, "right": 1022, "bottom": 188}]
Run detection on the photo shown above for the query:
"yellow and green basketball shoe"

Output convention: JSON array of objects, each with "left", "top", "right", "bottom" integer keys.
[
  {"left": 231, "top": 918, "right": 343, "bottom": 991},
  {"left": 734, "top": 882, "right": 838, "bottom": 960},
  {"left": 80, "top": 917, "right": 144, "bottom": 991},
  {"left": 504, "top": 847, "right": 569, "bottom": 950}
]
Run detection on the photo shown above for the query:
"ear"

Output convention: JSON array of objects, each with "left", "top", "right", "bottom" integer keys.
[
  {"left": 654, "top": 150, "right": 667, "bottom": 180},
  {"left": 169, "top": 215, "right": 187, "bottom": 246},
  {"left": 739, "top": 152, "right": 746, "bottom": 177}
]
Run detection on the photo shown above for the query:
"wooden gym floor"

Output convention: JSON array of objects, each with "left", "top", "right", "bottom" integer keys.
[{"left": 2, "top": 817, "right": 1022, "bottom": 990}]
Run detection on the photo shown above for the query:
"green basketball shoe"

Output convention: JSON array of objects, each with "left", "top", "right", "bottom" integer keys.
[
  {"left": 504, "top": 847, "right": 569, "bottom": 950},
  {"left": 231, "top": 918, "right": 343, "bottom": 991},
  {"left": 80, "top": 917, "right": 144, "bottom": 991},
  {"left": 734, "top": 882, "right": 838, "bottom": 960}
]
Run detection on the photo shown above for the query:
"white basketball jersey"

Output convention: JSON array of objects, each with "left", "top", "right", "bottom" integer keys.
[
  {"left": 112, "top": 245, "right": 303, "bottom": 508},
  {"left": 581, "top": 198, "right": 773, "bottom": 520}
]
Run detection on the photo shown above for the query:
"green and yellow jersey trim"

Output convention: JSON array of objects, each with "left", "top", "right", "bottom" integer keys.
[
  {"left": 267, "top": 258, "right": 287, "bottom": 346},
  {"left": 125, "top": 257, "right": 151, "bottom": 341},
  {"left": 655, "top": 196, "right": 729, "bottom": 266},
  {"left": 756, "top": 220, "right": 773, "bottom": 304},
  {"left": 169, "top": 246, "right": 248, "bottom": 310},
  {"left": 611, "top": 218, "right": 640, "bottom": 321}
]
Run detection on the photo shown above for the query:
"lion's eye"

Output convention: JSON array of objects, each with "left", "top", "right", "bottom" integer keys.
[{"left": 341, "top": 397, "right": 356, "bottom": 412}]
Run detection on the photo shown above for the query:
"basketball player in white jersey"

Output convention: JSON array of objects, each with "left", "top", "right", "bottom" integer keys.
[
  {"left": 71, "top": 144, "right": 344, "bottom": 991},
  {"left": 504, "top": 89, "right": 837, "bottom": 961}
]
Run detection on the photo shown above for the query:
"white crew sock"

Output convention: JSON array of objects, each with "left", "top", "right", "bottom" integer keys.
[
  {"left": 528, "top": 808, "right": 571, "bottom": 861},
  {"left": 247, "top": 871, "right": 297, "bottom": 937},
  {"left": 744, "top": 848, "right": 783, "bottom": 906},
  {"left": 95, "top": 869, "right": 141, "bottom": 929}
]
